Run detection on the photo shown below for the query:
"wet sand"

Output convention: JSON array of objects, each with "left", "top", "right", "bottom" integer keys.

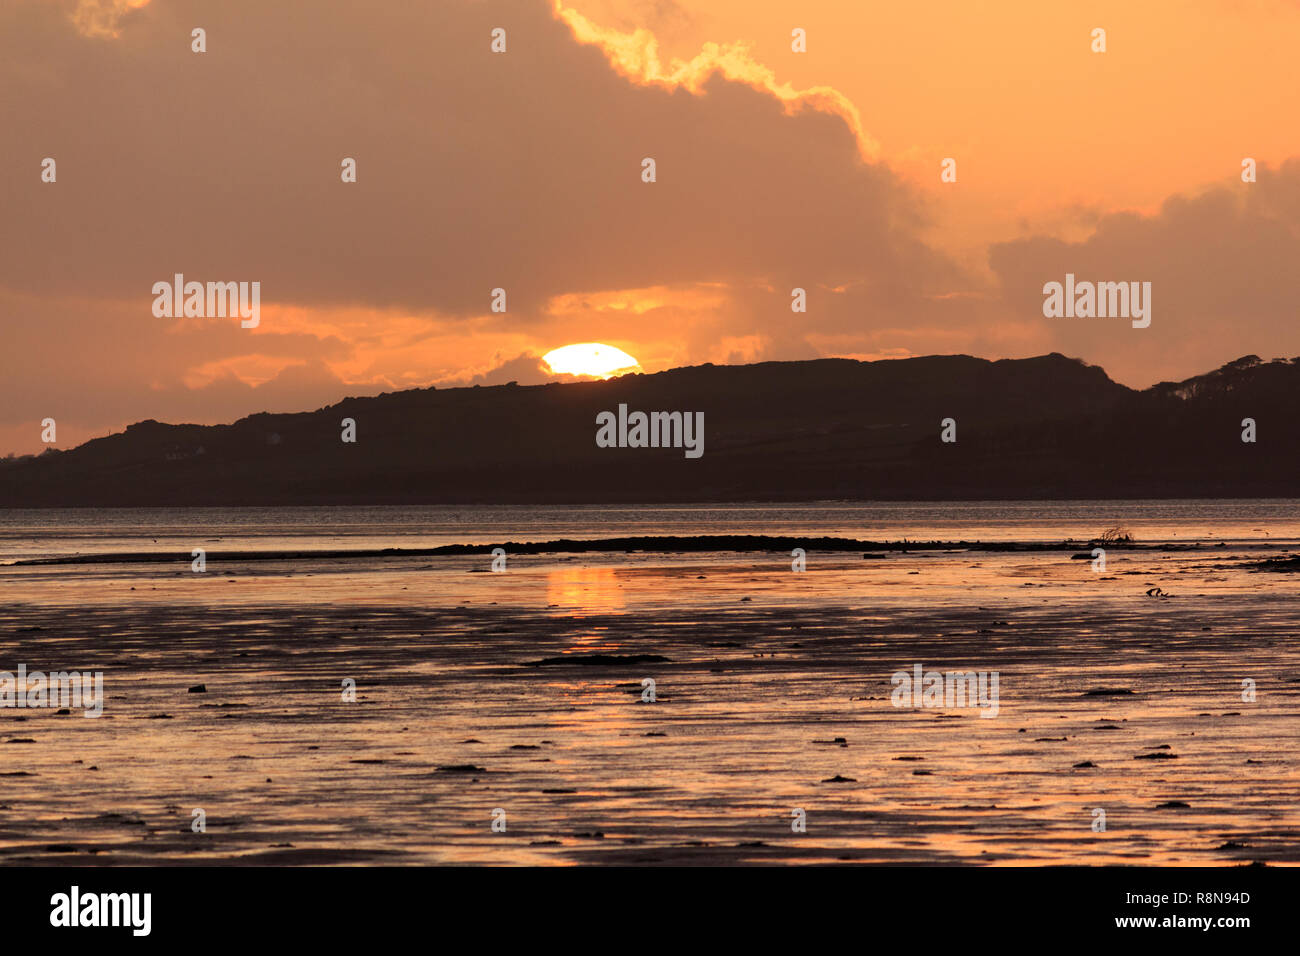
[{"left": 1, "top": 544, "right": 1298, "bottom": 865}]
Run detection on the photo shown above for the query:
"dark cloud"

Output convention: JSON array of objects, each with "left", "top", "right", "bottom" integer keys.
[
  {"left": 0, "top": 0, "right": 957, "bottom": 318},
  {"left": 989, "top": 160, "right": 1300, "bottom": 385},
  {"left": 457, "top": 352, "right": 557, "bottom": 387}
]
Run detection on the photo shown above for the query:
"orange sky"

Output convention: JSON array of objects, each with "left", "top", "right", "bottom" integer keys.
[
  {"left": 2, "top": 0, "right": 1299, "bottom": 453},
  {"left": 571, "top": 0, "right": 1300, "bottom": 254}
]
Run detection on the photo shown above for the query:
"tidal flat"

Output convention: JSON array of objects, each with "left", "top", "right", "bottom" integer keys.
[{"left": 1, "top": 540, "right": 1296, "bottom": 866}]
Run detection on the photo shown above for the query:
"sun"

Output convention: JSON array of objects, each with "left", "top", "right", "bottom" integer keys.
[{"left": 543, "top": 343, "right": 641, "bottom": 379}]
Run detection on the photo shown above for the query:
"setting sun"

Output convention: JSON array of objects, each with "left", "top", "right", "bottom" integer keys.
[{"left": 543, "top": 342, "right": 641, "bottom": 379}]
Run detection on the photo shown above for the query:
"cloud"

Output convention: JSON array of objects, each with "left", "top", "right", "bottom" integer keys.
[
  {"left": 989, "top": 160, "right": 1300, "bottom": 386},
  {"left": 454, "top": 352, "right": 558, "bottom": 387},
  {"left": 68, "top": 0, "right": 152, "bottom": 38},
  {"left": 554, "top": 2, "right": 880, "bottom": 160},
  {"left": 0, "top": 0, "right": 957, "bottom": 316}
]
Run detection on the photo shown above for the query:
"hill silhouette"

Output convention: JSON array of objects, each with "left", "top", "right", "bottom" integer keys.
[{"left": 2, "top": 353, "right": 1296, "bottom": 505}]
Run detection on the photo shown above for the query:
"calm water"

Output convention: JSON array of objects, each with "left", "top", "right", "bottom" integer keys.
[
  {"left": 1, "top": 499, "right": 1298, "bottom": 561},
  {"left": 3, "top": 546, "right": 1298, "bottom": 865},
  {"left": 1, "top": 499, "right": 1297, "bottom": 865}
]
